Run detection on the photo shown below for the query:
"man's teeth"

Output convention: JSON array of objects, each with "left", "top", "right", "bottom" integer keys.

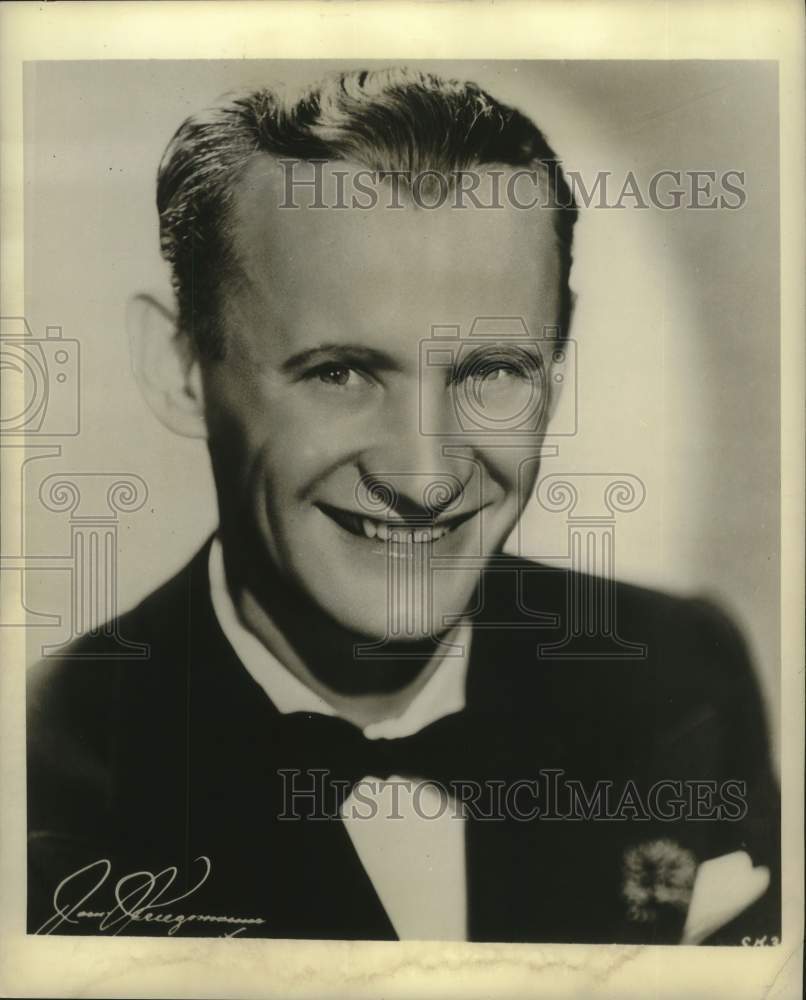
[{"left": 360, "top": 517, "right": 450, "bottom": 543}]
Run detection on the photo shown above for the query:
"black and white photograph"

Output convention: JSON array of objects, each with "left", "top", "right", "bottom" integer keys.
[{"left": 1, "top": 2, "right": 803, "bottom": 999}]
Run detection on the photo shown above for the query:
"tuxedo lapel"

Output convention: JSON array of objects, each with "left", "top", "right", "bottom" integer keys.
[
  {"left": 463, "top": 560, "right": 643, "bottom": 943},
  {"left": 180, "top": 542, "right": 398, "bottom": 939},
  {"left": 463, "top": 572, "right": 549, "bottom": 942}
]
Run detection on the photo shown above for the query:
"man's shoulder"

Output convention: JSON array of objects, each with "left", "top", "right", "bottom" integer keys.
[
  {"left": 27, "top": 539, "right": 212, "bottom": 727},
  {"left": 474, "top": 555, "right": 763, "bottom": 719},
  {"left": 480, "top": 554, "right": 742, "bottom": 646},
  {"left": 26, "top": 540, "right": 218, "bottom": 839}
]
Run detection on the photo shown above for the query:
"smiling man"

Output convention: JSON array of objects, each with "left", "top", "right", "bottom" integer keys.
[{"left": 27, "top": 68, "right": 779, "bottom": 944}]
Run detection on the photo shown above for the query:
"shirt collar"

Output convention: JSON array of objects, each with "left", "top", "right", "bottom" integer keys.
[{"left": 208, "top": 536, "right": 469, "bottom": 739}]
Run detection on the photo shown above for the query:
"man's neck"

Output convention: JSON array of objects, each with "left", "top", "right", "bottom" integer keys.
[{"left": 221, "top": 546, "right": 464, "bottom": 730}]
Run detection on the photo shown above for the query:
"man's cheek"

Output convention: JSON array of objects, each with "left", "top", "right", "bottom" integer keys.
[
  {"left": 517, "top": 463, "right": 540, "bottom": 509},
  {"left": 250, "top": 441, "right": 337, "bottom": 526},
  {"left": 477, "top": 447, "right": 533, "bottom": 499}
]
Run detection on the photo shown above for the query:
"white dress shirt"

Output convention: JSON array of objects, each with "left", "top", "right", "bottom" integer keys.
[{"left": 208, "top": 538, "right": 470, "bottom": 940}]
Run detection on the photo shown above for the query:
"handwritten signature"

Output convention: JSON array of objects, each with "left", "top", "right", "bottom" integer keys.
[{"left": 36, "top": 856, "right": 266, "bottom": 937}]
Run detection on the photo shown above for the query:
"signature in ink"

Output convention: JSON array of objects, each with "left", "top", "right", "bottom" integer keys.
[{"left": 36, "top": 856, "right": 266, "bottom": 937}]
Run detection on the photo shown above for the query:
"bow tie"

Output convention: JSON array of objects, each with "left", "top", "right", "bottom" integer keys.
[
  {"left": 273, "top": 710, "right": 470, "bottom": 781},
  {"left": 267, "top": 708, "right": 540, "bottom": 814}
]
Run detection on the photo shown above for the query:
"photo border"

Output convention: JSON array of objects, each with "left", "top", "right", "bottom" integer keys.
[{"left": 1, "top": 2, "right": 803, "bottom": 998}]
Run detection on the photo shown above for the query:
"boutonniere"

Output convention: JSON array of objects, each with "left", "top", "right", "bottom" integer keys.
[{"left": 622, "top": 838, "right": 697, "bottom": 933}]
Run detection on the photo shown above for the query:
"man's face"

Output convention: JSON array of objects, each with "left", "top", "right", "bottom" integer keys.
[{"left": 201, "top": 158, "right": 562, "bottom": 640}]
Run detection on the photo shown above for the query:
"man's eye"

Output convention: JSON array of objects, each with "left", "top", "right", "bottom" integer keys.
[
  {"left": 455, "top": 360, "right": 533, "bottom": 386},
  {"left": 307, "top": 364, "right": 366, "bottom": 388},
  {"left": 471, "top": 364, "right": 524, "bottom": 382}
]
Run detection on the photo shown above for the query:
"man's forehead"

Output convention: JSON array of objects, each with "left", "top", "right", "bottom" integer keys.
[
  {"left": 224, "top": 154, "right": 562, "bottom": 343},
  {"left": 231, "top": 155, "right": 559, "bottom": 264}
]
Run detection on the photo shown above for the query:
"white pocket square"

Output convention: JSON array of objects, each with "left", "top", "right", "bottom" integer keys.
[{"left": 681, "top": 850, "right": 770, "bottom": 944}]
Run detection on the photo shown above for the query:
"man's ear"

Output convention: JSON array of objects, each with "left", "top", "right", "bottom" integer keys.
[{"left": 126, "top": 293, "right": 207, "bottom": 439}]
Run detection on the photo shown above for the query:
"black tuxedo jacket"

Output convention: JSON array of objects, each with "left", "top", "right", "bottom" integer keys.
[{"left": 27, "top": 539, "right": 780, "bottom": 943}]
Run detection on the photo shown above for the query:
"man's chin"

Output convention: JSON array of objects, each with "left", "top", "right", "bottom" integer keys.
[{"left": 306, "top": 586, "right": 475, "bottom": 649}]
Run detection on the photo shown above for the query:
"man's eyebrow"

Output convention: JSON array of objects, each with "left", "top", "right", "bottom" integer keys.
[{"left": 280, "top": 344, "right": 400, "bottom": 373}]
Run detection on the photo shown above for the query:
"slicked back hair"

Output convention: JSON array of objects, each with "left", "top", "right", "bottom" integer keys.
[{"left": 157, "top": 67, "right": 578, "bottom": 359}]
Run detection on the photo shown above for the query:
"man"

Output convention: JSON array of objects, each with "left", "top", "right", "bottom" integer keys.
[{"left": 27, "top": 67, "right": 779, "bottom": 943}]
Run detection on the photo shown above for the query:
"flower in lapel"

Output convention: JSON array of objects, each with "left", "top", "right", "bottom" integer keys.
[{"left": 622, "top": 838, "right": 697, "bottom": 924}]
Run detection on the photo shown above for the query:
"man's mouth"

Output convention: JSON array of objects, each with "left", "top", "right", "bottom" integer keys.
[{"left": 315, "top": 502, "right": 481, "bottom": 543}]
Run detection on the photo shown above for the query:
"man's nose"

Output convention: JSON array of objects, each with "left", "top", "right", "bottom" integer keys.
[{"left": 358, "top": 390, "right": 469, "bottom": 517}]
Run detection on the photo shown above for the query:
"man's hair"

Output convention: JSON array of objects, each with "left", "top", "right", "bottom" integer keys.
[{"left": 157, "top": 67, "right": 578, "bottom": 359}]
